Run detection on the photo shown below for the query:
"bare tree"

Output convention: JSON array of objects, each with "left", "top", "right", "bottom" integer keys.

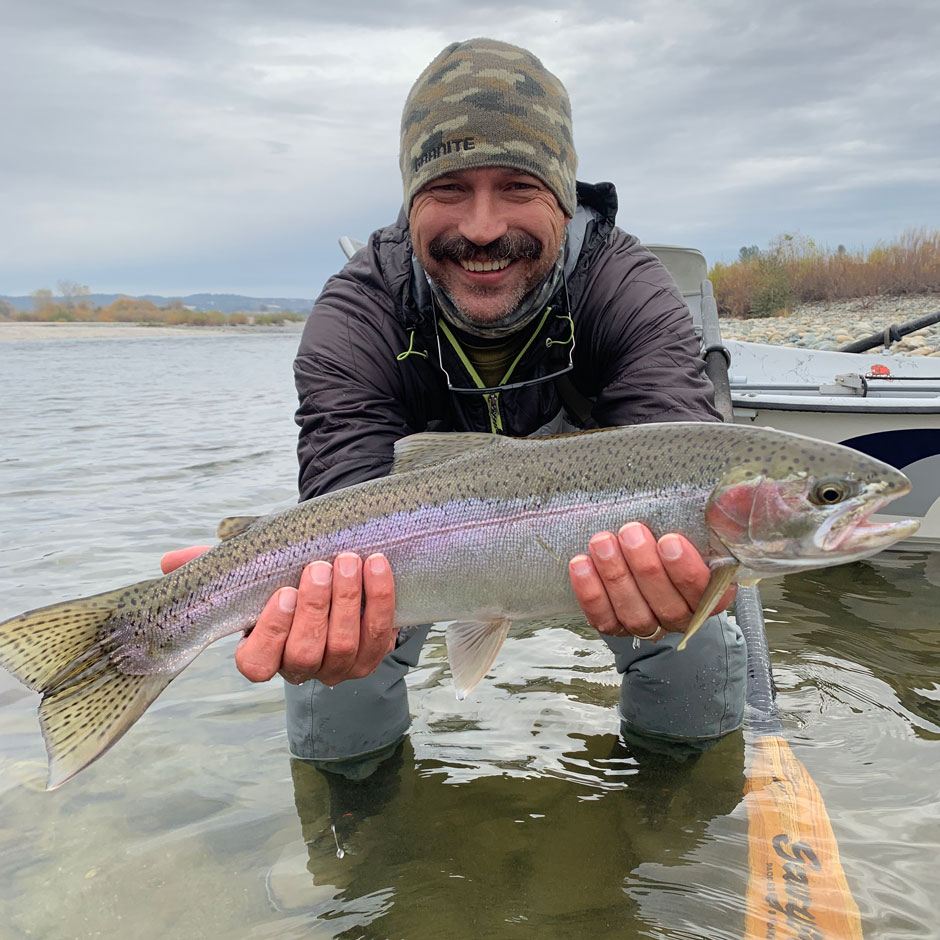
[{"left": 57, "top": 280, "right": 91, "bottom": 309}]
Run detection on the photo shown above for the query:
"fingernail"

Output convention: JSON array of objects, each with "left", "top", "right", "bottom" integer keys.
[
  {"left": 308, "top": 561, "right": 332, "bottom": 586},
  {"left": 337, "top": 553, "right": 360, "bottom": 578},
  {"left": 368, "top": 554, "right": 388, "bottom": 576},
  {"left": 620, "top": 522, "right": 645, "bottom": 549},
  {"left": 591, "top": 533, "right": 616, "bottom": 560},
  {"left": 659, "top": 534, "right": 683, "bottom": 561},
  {"left": 278, "top": 588, "right": 297, "bottom": 613},
  {"left": 570, "top": 556, "right": 592, "bottom": 577}
]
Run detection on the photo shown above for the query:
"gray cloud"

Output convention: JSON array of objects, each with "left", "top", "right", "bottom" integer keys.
[{"left": 1, "top": 0, "right": 937, "bottom": 295}]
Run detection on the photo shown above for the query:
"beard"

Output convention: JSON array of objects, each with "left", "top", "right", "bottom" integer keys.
[{"left": 444, "top": 277, "right": 532, "bottom": 327}]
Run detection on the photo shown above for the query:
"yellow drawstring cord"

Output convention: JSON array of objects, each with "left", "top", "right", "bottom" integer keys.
[{"left": 396, "top": 329, "right": 428, "bottom": 360}]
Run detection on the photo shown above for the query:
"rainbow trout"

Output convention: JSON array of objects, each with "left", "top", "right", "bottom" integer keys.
[{"left": 0, "top": 423, "right": 918, "bottom": 788}]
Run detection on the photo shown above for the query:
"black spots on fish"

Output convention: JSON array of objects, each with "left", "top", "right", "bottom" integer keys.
[{"left": 47, "top": 673, "right": 138, "bottom": 758}]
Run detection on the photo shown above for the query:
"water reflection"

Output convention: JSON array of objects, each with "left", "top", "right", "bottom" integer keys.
[{"left": 274, "top": 732, "right": 745, "bottom": 939}]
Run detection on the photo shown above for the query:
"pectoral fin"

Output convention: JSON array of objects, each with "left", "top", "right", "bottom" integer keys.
[
  {"left": 676, "top": 562, "right": 741, "bottom": 651},
  {"left": 446, "top": 618, "right": 512, "bottom": 701}
]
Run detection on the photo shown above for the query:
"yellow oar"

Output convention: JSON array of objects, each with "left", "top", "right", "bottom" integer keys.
[{"left": 736, "top": 585, "right": 863, "bottom": 940}]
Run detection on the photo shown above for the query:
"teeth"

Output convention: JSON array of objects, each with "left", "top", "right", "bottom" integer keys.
[{"left": 459, "top": 258, "right": 511, "bottom": 273}]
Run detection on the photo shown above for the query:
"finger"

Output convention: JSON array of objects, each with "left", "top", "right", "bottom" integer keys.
[
  {"left": 280, "top": 561, "right": 333, "bottom": 679},
  {"left": 657, "top": 533, "right": 738, "bottom": 619},
  {"left": 618, "top": 523, "right": 693, "bottom": 632},
  {"left": 317, "top": 552, "right": 363, "bottom": 685},
  {"left": 569, "top": 553, "right": 625, "bottom": 636},
  {"left": 346, "top": 553, "right": 397, "bottom": 680},
  {"left": 160, "top": 545, "right": 212, "bottom": 574},
  {"left": 587, "top": 530, "right": 659, "bottom": 636},
  {"left": 656, "top": 534, "right": 712, "bottom": 604},
  {"left": 656, "top": 534, "right": 737, "bottom": 626},
  {"left": 235, "top": 587, "right": 297, "bottom": 682}
]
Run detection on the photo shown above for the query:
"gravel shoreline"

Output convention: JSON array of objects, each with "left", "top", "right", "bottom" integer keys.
[
  {"left": 718, "top": 292, "right": 940, "bottom": 356},
  {"left": 0, "top": 321, "right": 305, "bottom": 342}
]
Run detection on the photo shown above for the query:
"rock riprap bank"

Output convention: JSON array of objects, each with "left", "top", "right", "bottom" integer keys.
[{"left": 719, "top": 293, "right": 940, "bottom": 356}]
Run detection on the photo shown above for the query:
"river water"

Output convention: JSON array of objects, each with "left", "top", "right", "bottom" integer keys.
[{"left": 1, "top": 332, "right": 938, "bottom": 940}]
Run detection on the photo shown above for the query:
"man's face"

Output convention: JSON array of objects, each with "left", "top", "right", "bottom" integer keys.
[{"left": 409, "top": 167, "right": 569, "bottom": 326}]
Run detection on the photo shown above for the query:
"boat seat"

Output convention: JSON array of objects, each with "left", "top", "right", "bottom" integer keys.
[{"left": 643, "top": 244, "right": 708, "bottom": 336}]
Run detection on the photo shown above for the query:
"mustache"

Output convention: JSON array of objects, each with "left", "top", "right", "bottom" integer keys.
[{"left": 427, "top": 232, "right": 543, "bottom": 264}]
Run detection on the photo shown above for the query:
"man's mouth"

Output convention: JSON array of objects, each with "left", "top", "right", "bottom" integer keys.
[
  {"left": 427, "top": 232, "right": 542, "bottom": 270},
  {"left": 458, "top": 258, "right": 512, "bottom": 273}
]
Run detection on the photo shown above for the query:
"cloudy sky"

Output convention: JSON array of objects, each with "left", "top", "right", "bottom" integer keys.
[{"left": 2, "top": 0, "right": 937, "bottom": 298}]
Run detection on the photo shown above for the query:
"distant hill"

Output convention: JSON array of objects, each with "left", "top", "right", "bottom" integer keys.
[{"left": 0, "top": 293, "right": 316, "bottom": 314}]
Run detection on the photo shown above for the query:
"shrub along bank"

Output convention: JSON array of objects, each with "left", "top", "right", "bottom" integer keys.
[
  {"left": 0, "top": 295, "right": 305, "bottom": 326},
  {"left": 710, "top": 229, "right": 940, "bottom": 319}
]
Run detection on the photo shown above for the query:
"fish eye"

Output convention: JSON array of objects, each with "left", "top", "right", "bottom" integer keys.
[{"left": 809, "top": 480, "right": 848, "bottom": 505}]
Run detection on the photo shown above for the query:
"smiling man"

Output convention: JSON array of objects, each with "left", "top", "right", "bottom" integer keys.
[{"left": 168, "top": 39, "right": 746, "bottom": 771}]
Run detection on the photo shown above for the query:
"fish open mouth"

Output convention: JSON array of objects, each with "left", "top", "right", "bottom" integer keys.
[{"left": 821, "top": 490, "right": 920, "bottom": 554}]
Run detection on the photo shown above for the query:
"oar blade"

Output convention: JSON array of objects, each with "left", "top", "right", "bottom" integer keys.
[{"left": 744, "top": 736, "right": 863, "bottom": 940}]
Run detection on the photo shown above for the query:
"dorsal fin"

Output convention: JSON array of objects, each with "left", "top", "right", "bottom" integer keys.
[
  {"left": 216, "top": 515, "right": 263, "bottom": 541},
  {"left": 391, "top": 432, "right": 507, "bottom": 474}
]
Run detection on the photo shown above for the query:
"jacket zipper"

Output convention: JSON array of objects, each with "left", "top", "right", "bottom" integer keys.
[
  {"left": 484, "top": 393, "right": 504, "bottom": 434},
  {"left": 436, "top": 313, "right": 558, "bottom": 436}
]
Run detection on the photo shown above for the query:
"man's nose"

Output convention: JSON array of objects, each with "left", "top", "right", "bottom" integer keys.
[{"left": 456, "top": 191, "right": 509, "bottom": 246}]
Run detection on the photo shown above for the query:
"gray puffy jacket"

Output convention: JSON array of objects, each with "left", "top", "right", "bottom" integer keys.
[{"left": 294, "top": 181, "right": 719, "bottom": 500}]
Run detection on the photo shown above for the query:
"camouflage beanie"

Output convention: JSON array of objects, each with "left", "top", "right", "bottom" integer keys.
[{"left": 400, "top": 38, "right": 577, "bottom": 217}]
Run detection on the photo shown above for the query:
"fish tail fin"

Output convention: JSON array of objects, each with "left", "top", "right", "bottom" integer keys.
[
  {"left": 0, "top": 580, "right": 169, "bottom": 789},
  {"left": 40, "top": 664, "right": 172, "bottom": 790}
]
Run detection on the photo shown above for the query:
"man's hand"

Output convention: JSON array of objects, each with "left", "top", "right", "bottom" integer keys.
[
  {"left": 568, "top": 522, "right": 735, "bottom": 642},
  {"left": 160, "top": 548, "right": 398, "bottom": 685}
]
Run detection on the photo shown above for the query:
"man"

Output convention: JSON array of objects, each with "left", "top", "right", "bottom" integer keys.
[{"left": 165, "top": 38, "right": 746, "bottom": 769}]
